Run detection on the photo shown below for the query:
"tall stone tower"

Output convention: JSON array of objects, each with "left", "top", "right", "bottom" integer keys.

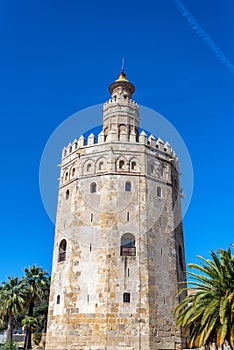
[{"left": 45, "top": 70, "right": 187, "bottom": 350}]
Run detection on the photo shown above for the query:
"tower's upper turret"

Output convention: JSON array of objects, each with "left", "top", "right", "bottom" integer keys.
[
  {"left": 108, "top": 69, "right": 135, "bottom": 99},
  {"left": 103, "top": 70, "right": 139, "bottom": 140}
]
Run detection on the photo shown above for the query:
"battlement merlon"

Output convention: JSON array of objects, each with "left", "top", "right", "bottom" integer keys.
[{"left": 61, "top": 131, "right": 179, "bottom": 170}]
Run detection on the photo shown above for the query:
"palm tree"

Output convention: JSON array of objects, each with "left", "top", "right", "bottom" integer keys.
[
  {"left": 22, "top": 265, "right": 50, "bottom": 350},
  {"left": 0, "top": 277, "right": 26, "bottom": 342},
  {"left": 22, "top": 316, "right": 38, "bottom": 350},
  {"left": 175, "top": 248, "right": 234, "bottom": 349}
]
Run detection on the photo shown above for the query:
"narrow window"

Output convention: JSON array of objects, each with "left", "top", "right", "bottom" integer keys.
[
  {"left": 125, "top": 181, "right": 131, "bottom": 192},
  {"left": 65, "top": 172, "right": 68, "bottom": 181},
  {"left": 69, "top": 146, "right": 72, "bottom": 153},
  {"left": 99, "top": 161, "right": 104, "bottom": 170},
  {"left": 127, "top": 212, "right": 130, "bottom": 221},
  {"left": 58, "top": 239, "right": 67, "bottom": 262},
  {"left": 123, "top": 293, "right": 130, "bottom": 303},
  {"left": 74, "top": 142, "right": 77, "bottom": 149},
  {"left": 64, "top": 150, "right": 67, "bottom": 157},
  {"left": 56, "top": 295, "right": 60, "bottom": 304},
  {"left": 131, "top": 161, "right": 136, "bottom": 170},
  {"left": 119, "top": 160, "right": 124, "bottom": 169},
  {"left": 157, "top": 186, "right": 162, "bottom": 198},
  {"left": 90, "top": 182, "right": 97, "bottom": 193},
  {"left": 90, "top": 213, "right": 93, "bottom": 222},
  {"left": 127, "top": 268, "right": 130, "bottom": 277},
  {"left": 120, "top": 233, "right": 136, "bottom": 256},
  {"left": 87, "top": 163, "right": 92, "bottom": 172},
  {"left": 87, "top": 295, "right": 89, "bottom": 302},
  {"left": 72, "top": 168, "right": 75, "bottom": 177},
  {"left": 179, "top": 245, "right": 183, "bottom": 269},
  {"left": 90, "top": 243, "right": 92, "bottom": 252},
  {"left": 66, "top": 189, "right": 69, "bottom": 200}
]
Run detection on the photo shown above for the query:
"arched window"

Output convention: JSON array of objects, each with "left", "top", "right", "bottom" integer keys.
[
  {"left": 64, "top": 149, "right": 67, "bottom": 157},
  {"left": 74, "top": 142, "right": 77, "bottom": 149},
  {"left": 125, "top": 181, "right": 131, "bottom": 192},
  {"left": 119, "top": 160, "right": 125, "bottom": 170},
  {"left": 65, "top": 172, "right": 68, "bottom": 181},
  {"left": 157, "top": 186, "right": 162, "bottom": 198},
  {"left": 69, "top": 146, "right": 72, "bottom": 153},
  {"left": 123, "top": 292, "right": 130, "bottom": 303},
  {"left": 131, "top": 161, "right": 137, "bottom": 170},
  {"left": 56, "top": 295, "right": 60, "bottom": 304},
  {"left": 99, "top": 161, "right": 104, "bottom": 171},
  {"left": 58, "top": 239, "right": 67, "bottom": 262},
  {"left": 87, "top": 163, "right": 92, "bottom": 172},
  {"left": 72, "top": 168, "right": 75, "bottom": 177},
  {"left": 120, "top": 233, "right": 136, "bottom": 256},
  {"left": 90, "top": 182, "right": 97, "bottom": 193},
  {"left": 65, "top": 189, "right": 69, "bottom": 200}
]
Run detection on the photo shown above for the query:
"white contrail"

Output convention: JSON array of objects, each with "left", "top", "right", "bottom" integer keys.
[{"left": 175, "top": 0, "right": 234, "bottom": 75}]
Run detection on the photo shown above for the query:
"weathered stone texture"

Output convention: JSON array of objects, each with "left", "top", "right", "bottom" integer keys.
[{"left": 45, "top": 72, "right": 186, "bottom": 350}]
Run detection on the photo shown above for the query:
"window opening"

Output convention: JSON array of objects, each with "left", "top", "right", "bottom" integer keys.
[
  {"left": 119, "top": 160, "right": 124, "bottom": 169},
  {"left": 125, "top": 182, "right": 131, "bottom": 192},
  {"left": 120, "top": 233, "right": 136, "bottom": 256},
  {"left": 157, "top": 186, "right": 162, "bottom": 198},
  {"left": 127, "top": 212, "right": 130, "bottom": 221},
  {"left": 56, "top": 295, "right": 60, "bottom": 304},
  {"left": 87, "top": 163, "right": 92, "bottom": 172},
  {"left": 58, "top": 239, "right": 67, "bottom": 262},
  {"left": 66, "top": 189, "right": 69, "bottom": 200},
  {"left": 123, "top": 293, "right": 130, "bottom": 303},
  {"left": 90, "top": 182, "right": 97, "bottom": 193},
  {"left": 131, "top": 161, "right": 136, "bottom": 170},
  {"left": 99, "top": 161, "right": 104, "bottom": 170}
]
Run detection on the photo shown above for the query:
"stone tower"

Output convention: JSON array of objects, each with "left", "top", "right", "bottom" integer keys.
[{"left": 45, "top": 70, "right": 187, "bottom": 350}]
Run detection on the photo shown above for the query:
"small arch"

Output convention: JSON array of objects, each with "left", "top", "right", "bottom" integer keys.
[
  {"left": 119, "top": 160, "right": 125, "bottom": 170},
  {"left": 74, "top": 142, "right": 78, "bottom": 149},
  {"left": 131, "top": 161, "right": 137, "bottom": 170},
  {"left": 64, "top": 149, "right": 67, "bottom": 157},
  {"left": 72, "top": 168, "right": 76, "bottom": 177},
  {"left": 65, "top": 172, "right": 68, "bottom": 181},
  {"left": 87, "top": 163, "right": 92, "bottom": 172},
  {"left": 99, "top": 161, "right": 104, "bottom": 171},
  {"left": 65, "top": 189, "right": 69, "bottom": 200},
  {"left": 69, "top": 146, "right": 72, "bottom": 153},
  {"left": 120, "top": 233, "right": 136, "bottom": 256},
  {"left": 123, "top": 292, "right": 130, "bottom": 303},
  {"left": 58, "top": 239, "right": 67, "bottom": 262},
  {"left": 157, "top": 186, "right": 162, "bottom": 198},
  {"left": 56, "top": 295, "right": 60, "bottom": 304},
  {"left": 125, "top": 181, "right": 131, "bottom": 192},
  {"left": 90, "top": 182, "right": 97, "bottom": 193}
]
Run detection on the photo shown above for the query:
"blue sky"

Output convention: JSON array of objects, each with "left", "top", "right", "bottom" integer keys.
[{"left": 0, "top": 0, "right": 233, "bottom": 282}]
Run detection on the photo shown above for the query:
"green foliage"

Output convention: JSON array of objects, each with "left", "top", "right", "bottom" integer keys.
[
  {"left": 175, "top": 248, "right": 234, "bottom": 349},
  {"left": 33, "top": 331, "right": 42, "bottom": 346},
  {"left": 0, "top": 341, "right": 17, "bottom": 350},
  {"left": 0, "top": 265, "right": 50, "bottom": 350}
]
